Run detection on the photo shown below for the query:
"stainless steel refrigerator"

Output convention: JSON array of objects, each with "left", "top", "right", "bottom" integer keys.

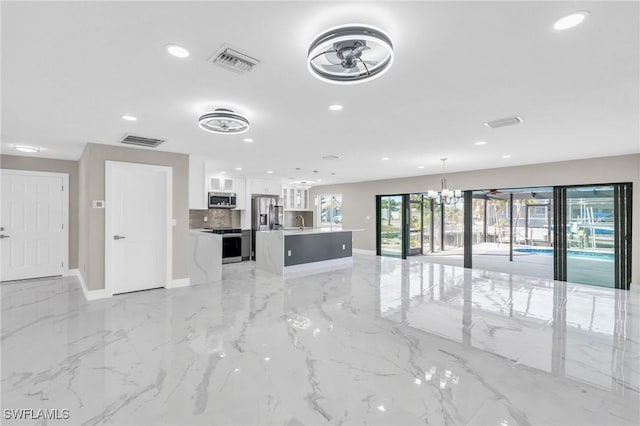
[{"left": 251, "top": 195, "right": 281, "bottom": 260}]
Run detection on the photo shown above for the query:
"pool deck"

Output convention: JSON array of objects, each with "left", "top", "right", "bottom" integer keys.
[{"left": 418, "top": 243, "right": 614, "bottom": 287}]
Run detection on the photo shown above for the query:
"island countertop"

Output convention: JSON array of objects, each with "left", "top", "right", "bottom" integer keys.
[{"left": 276, "top": 228, "right": 363, "bottom": 236}]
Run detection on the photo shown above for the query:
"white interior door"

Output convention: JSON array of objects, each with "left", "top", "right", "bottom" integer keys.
[
  {"left": 106, "top": 162, "right": 172, "bottom": 295},
  {"left": 0, "top": 170, "right": 67, "bottom": 281}
]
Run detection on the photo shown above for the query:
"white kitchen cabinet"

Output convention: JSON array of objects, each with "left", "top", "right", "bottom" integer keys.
[
  {"left": 188, "top": 155, "right": 207, "bottom": 210},
  {"left": 251, "top": 178, "right": 281, "bottom": 196},
  {"left": 234, "top": 177, "right": 246, "bottom": 210},
  {"left": 281, "top": 186, "right": 310, "bottom": 210},
  {"left": 209, "top": 176, "right": 235, "bottom": 193}
]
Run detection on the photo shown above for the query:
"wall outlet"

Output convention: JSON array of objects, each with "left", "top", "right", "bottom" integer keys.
[
  {"left": 92, "top": 200, "right": 105, "bottom": 208},
  {"left": 287, "top": 250, "right": 292, "bottom": 256},
  {"left": 342, "top": 244, "right": 346, "bottom": 250},
  {"left": 204, "top": 216, "right": 208, "bottom": 222}
]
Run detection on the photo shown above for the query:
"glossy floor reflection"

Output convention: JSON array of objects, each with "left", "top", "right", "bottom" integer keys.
[{"left": 2, "top": 254, "right": 639, "bottom": 425}]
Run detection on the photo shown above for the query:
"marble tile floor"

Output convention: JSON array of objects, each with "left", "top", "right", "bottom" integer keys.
[{"left": 1, "top": 253, "right": 639, "bottom": 425}]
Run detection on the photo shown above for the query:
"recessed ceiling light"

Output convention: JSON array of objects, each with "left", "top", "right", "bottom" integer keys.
[
  {"left": 267, "top": 170, "right": 273, "bottom": 174},
  {"left": 198, "top": 108, "right": 250, "bottom": 134},
  {"left": 502, "top": 154, "right": 512, "bottom": 159},
  {"left": 121, "top": 115, "right": 137, "bottom": 121},
  {"left": 235, "top": 167, "right": 242, "bottom": 171},
  {"left": 381, "top": 157, "right": 390, "bottom": 161},
  {"left": 321, "top": 155, "right": 341, "bottom": 160},
  {"left": 328, "top": 104, "right": 343, "bottom": 111},
  {"left": 417, "top": 165, "right": 425, "bottom": 169},
  {"left": 243, "top": 138, "right": 253, "bottom": 143},
  {"left": 474, "top": 141, "right": 487, "bottom": 146},
  {"left": 308, "top": 24, "right": 394, "bottom": 84},
  {"left": 553, "top": 11, "right": 590, "bottom": 31},
  {"left": 166, "top": 44, "right": 190, "bottom": 58},
  {"left": 13, "top": 144, "right": 40, "bottom": 153}
]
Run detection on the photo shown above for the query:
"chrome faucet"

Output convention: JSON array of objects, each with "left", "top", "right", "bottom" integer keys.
[{"left": 296, "top": 215, "right": 305, "bottom": 230}]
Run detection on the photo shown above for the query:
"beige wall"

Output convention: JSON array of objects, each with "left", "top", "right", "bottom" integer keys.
[
  {"left": 78, "top": 143, "right": 189, "bottom": 290},
  {"left": 0, "top": 154, "right": 79, "bottom": 269},
  {"left": 310, "top": 154, "right": 640, "bottom": 284}
]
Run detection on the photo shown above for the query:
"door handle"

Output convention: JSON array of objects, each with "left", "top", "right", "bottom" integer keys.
[
  {"left": 113, "top": 235, "right": 126, "bottom": 240},
  {"left": 0, "top": 235, "right": 9, "bottom": 239}
]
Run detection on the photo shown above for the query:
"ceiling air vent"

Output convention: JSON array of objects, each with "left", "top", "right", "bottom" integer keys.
[
  {"left": 120, "top": 134, "right": 166, "bottom": 148},
  {"left": 209, "top": 45, "right": 260, "bottom": 74}
]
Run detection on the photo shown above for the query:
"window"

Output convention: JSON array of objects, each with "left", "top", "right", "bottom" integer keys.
[{"left": 319, "top": 194, "right": 342, "bottom": 230}]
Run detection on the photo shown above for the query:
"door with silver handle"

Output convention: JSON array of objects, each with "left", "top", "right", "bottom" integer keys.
[{"left": 113, "top": 235, "right": 126, "bottom": 240}]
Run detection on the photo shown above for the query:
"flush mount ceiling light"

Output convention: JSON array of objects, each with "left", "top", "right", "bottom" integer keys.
[
  {"left": 328, "top": 104, "right": 343, "bottom": 111},
  {"left": 198, "top": 108, "right": 250, "bottom": 134},
  {"left": 121, "top": 115, "right": 137, "bottom": 121},
  {"left": 484, "top": 116, "right": 523, "bottom": 129},
  {"left": 166, "top": 44, "right": 190, "bottom": 58},
  {"left": 321, "top": 155, "right": 341, "bottom": 160},
  {"left": 553, "top": 10, "right": 590, "bottom": 31},
  {"left": 308, "top": 24, "right": 394, "bottom": 84},
  {"left": 13, "top": 144, "right": 40, "bottom": 153}
]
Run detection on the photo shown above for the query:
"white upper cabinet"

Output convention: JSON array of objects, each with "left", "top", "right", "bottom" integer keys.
[
  {"left": 281, "top": 186, "right": 310, "bottom": 210},
  {"left": 251, "top": 178, "right": 281, "bottom": 196},
  {"left": 188, "top": 155, "right": 207, "bottom": 210},
  {"left": 209, "top": 176, "right": 235, "bottom": 193}
]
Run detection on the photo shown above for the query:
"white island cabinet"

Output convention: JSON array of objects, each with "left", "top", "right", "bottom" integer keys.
[
  {"left": 189, "top": 230, "right": 222, "bottom": 285},
  {"left": 256, "top": 229, "right": 355, "bottom": 275}
]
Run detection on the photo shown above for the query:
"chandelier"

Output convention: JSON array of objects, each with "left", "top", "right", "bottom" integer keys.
[{"left": 426, "top": 158, "right": 462, "bottom": 205}]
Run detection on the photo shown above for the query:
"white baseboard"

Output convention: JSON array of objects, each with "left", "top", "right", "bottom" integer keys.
[
  {"left": 166, "top": 277, "right": 190, "bottom": 289},
  {"left": 68, "top": 269, "right": 110, "bottom": 301},
  {"left": 353, "top": 248, "right": 376, "bottom": 255}
]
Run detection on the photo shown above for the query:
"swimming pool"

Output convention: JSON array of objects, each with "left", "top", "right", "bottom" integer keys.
[{"left": 514, "top": 247, "right": 614, "bottom": 260}]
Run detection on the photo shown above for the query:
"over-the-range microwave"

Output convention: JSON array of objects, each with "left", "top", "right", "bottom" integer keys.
[{"left": 208, "top": 192, "right": 236, "bottom": 209}]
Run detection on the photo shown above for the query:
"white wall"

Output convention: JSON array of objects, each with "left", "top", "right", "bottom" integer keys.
[{"left": 310, "top": 154, "right": 640, "bottom": 284}]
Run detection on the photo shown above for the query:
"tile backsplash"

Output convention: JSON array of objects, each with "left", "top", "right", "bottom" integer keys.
[{"left": 190, "top": 209, "right": 241, "bottom": 229}]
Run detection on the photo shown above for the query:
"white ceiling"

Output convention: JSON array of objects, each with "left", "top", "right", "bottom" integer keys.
[{"left": 2, "top": 1, "right": 638, "bottom": 186}]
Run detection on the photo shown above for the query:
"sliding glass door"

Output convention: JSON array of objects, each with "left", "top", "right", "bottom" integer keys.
[
  {"left": 409, "top": 195, "right": 423, "bottom": 255},
  {"left": 555, "top": 183, "right": 631, "bottom": 289},
  {"left": 378, "top": 195, "right": 404, "bottom": 257},
  {"left": 565, "top": 186, "right": 615, "bottom": 287}
]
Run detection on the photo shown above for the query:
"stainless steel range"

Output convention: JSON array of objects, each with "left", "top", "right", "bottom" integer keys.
[{"left": 208, "top": 228, "right": 242, "bottom": 263}]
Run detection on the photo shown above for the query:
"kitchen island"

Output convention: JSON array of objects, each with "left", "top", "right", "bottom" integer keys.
[
  {"left": 255, "top": 228, "right": 356, "bottom": 275},
  {"left": 189, "top": 229, "right": 222, "bottom": 285}
]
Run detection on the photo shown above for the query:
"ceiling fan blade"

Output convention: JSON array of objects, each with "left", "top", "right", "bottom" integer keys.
[
  {"left": 320, "top": 64, "right": 348, "bottom": 72},
  {"left": 358, "top": 58, "right": 370, "bottom": 75},
  {"left": 350, "top": 44, "right": 370, "bottom": 57},
  {"left": 309, "top": 49, "right": 337, "bottom": 63},
  {"left": 323, "top": 50, "right": 342, "bottom": 65}
]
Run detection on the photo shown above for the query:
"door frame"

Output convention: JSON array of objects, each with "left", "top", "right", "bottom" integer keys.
[
  {"left": 104, "top": 161, "right": 172, "bottom": 296},
  {"left": 0, "top": 169, "right": 69, "bottom": 279}
]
